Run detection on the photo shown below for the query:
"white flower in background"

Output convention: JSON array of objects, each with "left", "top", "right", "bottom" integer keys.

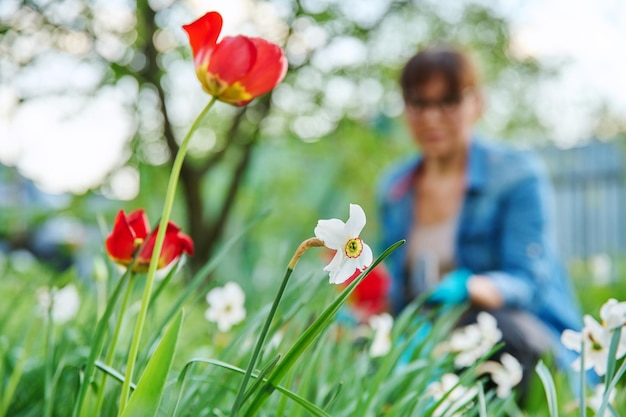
[
  {"left": 589, "top": 254, "right": 612, "bottom": 284},
  {"left": 426, "top": 373, "right": 478, "bottom": 417},
  {"left": 369, "top": 313, "right": 393, "bottom": 357},
  {"left": 314, "top": 203, "right": 373, "bottom": 284},
  {"left": 437, "top": 312, "right": 502, "bottom": 368},
  {"left": 599, "top": 298, "right": 626, "bottom": 330},
  {"left": 561, "top": 315, "right": 616, "bottom": 376},
  {"left": 37, "top": 284, "right": 80, "bottom": 324},
  {"left": 476, "top": 353, "right": 523, "bottom": 398},
  {"left": 205, "top": 282, "right": 246, "bottom": 332},
  {"left": 588, "top": 384, "right": 616, "bottom": 417}
]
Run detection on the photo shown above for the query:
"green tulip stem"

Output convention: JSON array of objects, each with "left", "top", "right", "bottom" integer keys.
[{"left": 118, "top": 97, "right": 216, "bottom": 415}]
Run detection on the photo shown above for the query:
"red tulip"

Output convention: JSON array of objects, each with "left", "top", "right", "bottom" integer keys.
[
  {"left": 341, "top": 264, "right": 391, "bottom": 321},
  {"left": 182, "top": 11, "right": 288, "bottom": 106},
  {"left": 105, "top": 209, "right": 194, "bottom": 272}
]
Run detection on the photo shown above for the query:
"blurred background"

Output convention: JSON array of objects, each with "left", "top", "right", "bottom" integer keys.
[{"left": 1, "top": 0, "right": 626, "bottom": 308}]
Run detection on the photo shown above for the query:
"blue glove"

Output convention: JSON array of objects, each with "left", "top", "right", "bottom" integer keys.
[
  {"left": 396, "top": 320, "right": 432, "bottom": 369},
  {"left": 427, "top": 269, "right": 472, "bottom": 305}
]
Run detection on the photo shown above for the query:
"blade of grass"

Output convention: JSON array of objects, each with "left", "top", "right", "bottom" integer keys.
[
  {"left": 596, "top": 348, "right": 626, "bottom": 417},
  {"left": 183, "top": 358, "right": 331, "bottom": 417},
  {"left": 478, "top": 383, "right": 487, "bottom": 417},
  {"left": 71, "top": 269, "right": 130, "bottom": 417},
  {"left": 94, "top": 360, "right": 137, "bottom": 391},
  {"left": 579, "top": 338, "right": 586, "bottom": 417},
  {"left": 604, "top": 327, "right": 621, "bottom": 393},
  {"left": 93, "top": 275, "right": 135, "bottom": 414},
  {"left": 242, "top": 355, "right": 281, "bottom": 404},
  {"left": 535, "top": 360, "right": 558, "bottom": 417},
  {"left": 43, "top": 285, "right": 55, "bottom": 417},
  {"left": 0, "top": 323, "right": 39, "bottom": 417},
  {"left": 230, "top": 266, "right": 294, "bottom": 417},
  {"left": 321, "top": 382, "right": 342, "bottom": 411}
]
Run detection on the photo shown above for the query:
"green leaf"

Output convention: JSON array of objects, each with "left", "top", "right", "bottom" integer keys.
[
  {"left": 604, "top": 327, "right": 622, "bottom": 393},
  {"left": 478, "top": 383, "right": 487, "bottom": 417},
  {"left": 535, "top": 360, "right": 558, "bottom": 417},
  {"left": 71, "top": 271, "right": 131, "bottom": 417},
  {"left": 120, "top": 311, "right": 183, "bottom": 417},
  {"left": 94, "top": 361, "right": 137, "bottom": 391},
  {"left": 597, "top": 345, "right": 626, "bottom": 417},
  {"left": 0, "top": 324, "right": 39, "bottom": 417},
  {"left": 180, "top": 358, "right": 331, "bottom": 417}
]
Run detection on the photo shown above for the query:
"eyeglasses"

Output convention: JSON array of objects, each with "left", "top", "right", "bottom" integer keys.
[{"left": 405, "top": 90, "right": 472, "bottom": 115}]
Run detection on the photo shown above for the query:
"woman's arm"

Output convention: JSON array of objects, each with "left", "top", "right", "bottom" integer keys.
[{"left": 476, "top": 155, "right": 553, "bottom": 310}]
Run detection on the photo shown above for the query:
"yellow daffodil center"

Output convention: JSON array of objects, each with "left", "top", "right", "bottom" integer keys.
[{"left": 344, "top": 238, "right": 363, "bottom": 258}]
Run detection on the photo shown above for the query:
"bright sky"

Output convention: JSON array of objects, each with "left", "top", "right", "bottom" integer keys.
[
  {"left": 500, "top": 0, "right": 626, "bottom": 143},
  {"left": 0, "top": 0, "right": 625, "bottom": 195}
]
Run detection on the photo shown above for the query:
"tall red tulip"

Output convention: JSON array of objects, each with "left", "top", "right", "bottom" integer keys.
[
  {"left": 182, "top": 11, "right": 288, "bottom": 106},
  {"left": 105, "top": 209, "right": 194, "bottom": 272}
]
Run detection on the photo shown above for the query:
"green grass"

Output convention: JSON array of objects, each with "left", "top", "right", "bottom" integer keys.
[{"left": 1, "top": 249, "right": 625, "bottom": 416}]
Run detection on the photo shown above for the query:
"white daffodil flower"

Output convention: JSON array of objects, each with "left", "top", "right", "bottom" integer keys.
[
  {"left": 561, "top": 315, "right": 614, "bottom": 376},
  {"left": 600, "top": 298, "right": 626, "bottom": 330},
  {"left": 476, "top": 353, "right": 523, "bottom": 398},
  {"left": 314, "top": 203, "right": 373, "bottom": 284},
  {"left": 369, "top": 313, "right": 393, "bottom": 357},
  {"left": 205, "top": 282, "right": 246, "bottom": 332},
  {"left": 426, "top": 373, "right": 478, "bottom": 417},
  {"left": 438, "top": 312, "right": 502, "bottom": 368},
  {"left": 37, "top": 284, "right": 81, "bottom": 324}
]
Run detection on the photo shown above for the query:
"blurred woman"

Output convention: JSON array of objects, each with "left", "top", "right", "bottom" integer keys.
[{"left": 377, "top": 44, "right": 582, "bottom": 398}]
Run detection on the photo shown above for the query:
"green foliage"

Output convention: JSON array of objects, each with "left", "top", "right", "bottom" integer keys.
[
  {"left": 3, "top": 2, "right": 626, "bottom": 417},
  {"left": 1, "top": 246, "right": 626, "bottom": 416},
  {"left": 121, "top": 311, "right": 183, "bottom": 417}
]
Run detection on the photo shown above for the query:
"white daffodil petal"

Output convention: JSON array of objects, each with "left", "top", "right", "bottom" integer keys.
[
  {"left": 330, "top": 257, "right": 359, "bottom": 284},
  {"left": 600, "top": 298, "right": 626, "bottom": 330},
  {"left": 224, "top": 282, "right": 245, "bottom": 303},
  {"left": 324, "top": 251, "right": 344, "bottom": 273},
  {"left": 206, "top": 287, "right": 222, "bottom": 304},
  {"left": 359, "top": 243, "right": 373, "bottom": 269},
  {"left": 370, "top": 333, "right": 391, "bottom": 357},
  {"left": 314, "top": 218, "right": 347, "bottom": 249},
  {"left": 477, "top": 312, "right": 498, "bottom": 332},
  {"left": 590, "top": 352, "right": 607, "bottom": 375},
  {"left": 369, "top": 313, "right": 394, "bottom": 333},
  {"left": 345, "top": 204, "right": 367, "bottom": 237},
  {"left": 600, "top": 299, "right": 618, "bottom": 320},
  {"left": 561, "top": 329, "right": 582, "bottom": 352},
  {"left": 231, "top": 307, "right": 246, "bottom": 325}
]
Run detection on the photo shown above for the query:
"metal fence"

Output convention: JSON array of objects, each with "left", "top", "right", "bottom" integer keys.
[{"left": 538, "top": 140, "right": 626, "bottom": 263}]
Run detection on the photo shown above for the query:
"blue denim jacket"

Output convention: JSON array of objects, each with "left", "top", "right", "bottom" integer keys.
[{"left": 378, "top": 138, "right": 582, "bottom": 364}]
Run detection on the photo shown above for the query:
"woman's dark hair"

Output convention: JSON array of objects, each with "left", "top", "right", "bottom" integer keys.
[{"left": 400, "top": 44, "right": 480, "bottom": 100}]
